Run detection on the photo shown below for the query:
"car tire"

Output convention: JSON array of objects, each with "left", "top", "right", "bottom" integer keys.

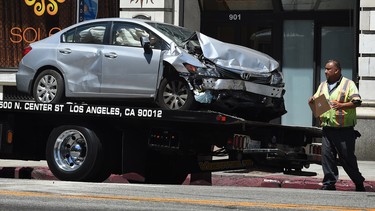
[
  {"left": 33, "top": 69, "right": 64, "bottom": 103},
  {"left": 45, "top": 125, "right": 110, "bottom": 182},
  {"left": 157, "top": 77, "right": 195, "bottom": 110}
]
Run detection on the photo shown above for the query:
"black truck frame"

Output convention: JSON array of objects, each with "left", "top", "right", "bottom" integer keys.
[{"left": 0, "top": 100, "right": 322, "bottom": 184}]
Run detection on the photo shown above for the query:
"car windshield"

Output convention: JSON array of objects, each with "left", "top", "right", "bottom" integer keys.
[{"left": 146, "top": 22, "right": 194, "bottom": 47}]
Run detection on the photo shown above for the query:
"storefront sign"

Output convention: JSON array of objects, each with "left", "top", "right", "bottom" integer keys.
[
  {"left": 9, "top": 27, "right": 61, "bottom": 44},
  {"left": 9, "top": 1, "right": 67, "bottom": 44},
  {"left": 122, "top": 0, "right": 165, "bottom": 8},
  {"left": 1, "top": 0, "right": 118, "bottom": 68},
  {"left": 0, "top": 1, "right": 75, "bottom": 67},
  {"left": 129, "top": 0, "right": 154, "bottom": 8}
]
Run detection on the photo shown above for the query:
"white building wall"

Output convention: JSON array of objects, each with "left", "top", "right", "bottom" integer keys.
[
  {"left": 356, "top": 0, "right": 375, "bottom": 160},
  {"left": 361, "top": 0, "right": 375, "bottom": 7},
  {"left": 359, "top": 1, "right": 375, "bottom": 103}
]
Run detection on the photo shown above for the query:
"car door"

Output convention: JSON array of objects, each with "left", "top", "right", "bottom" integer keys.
[
  {"left": 57, "top": 22, "right": 109, "bottom": 95},
  {"left": 100, "top": 22, "right": 162, "bottom": 97}
]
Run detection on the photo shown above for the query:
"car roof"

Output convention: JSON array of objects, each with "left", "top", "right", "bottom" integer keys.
[
  {"left": 67, "top": 18, "right": 181, "bottom": 31},
  {"left": 56, "top": 18, "right": 188, "bottom": 42}
]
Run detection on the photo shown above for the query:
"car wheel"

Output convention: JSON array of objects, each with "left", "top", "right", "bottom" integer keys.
[
  {"left": 45, "top": 125, "right": 110, "bottom": 182},
  {"left": 33, "top": 69, "right": 64, "bottom": 103},
  {"left": 157, "top": 78, "right": 194, "bottom": 110}
]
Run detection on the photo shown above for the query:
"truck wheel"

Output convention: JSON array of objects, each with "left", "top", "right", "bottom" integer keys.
[
  {"left": 33, "top": 69, "right": 64, "bottom": 103},
  {"left": 157, "top": 78, "right": 194, "bottom": 110},
  {"left": 46, "top": 126, "right": 110, "bottom": 182}
]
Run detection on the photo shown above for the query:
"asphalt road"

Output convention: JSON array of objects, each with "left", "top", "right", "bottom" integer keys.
[{"left": 0, "top": 178, "right": 374, "bottom": 211}]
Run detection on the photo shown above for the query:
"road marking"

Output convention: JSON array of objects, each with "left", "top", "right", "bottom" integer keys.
[{"left": 0, "top": 190, "right": 374, "bottom": 211}]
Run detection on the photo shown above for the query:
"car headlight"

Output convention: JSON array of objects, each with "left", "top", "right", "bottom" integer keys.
[
  {"left": 270, "top": 70, "right": 284, "bottom": 86},
  {"left": 184, "top": 63, "right": 199, "bottom": 73},
  {"left": 183, "top": 63, "right": 221, "bottom": 77}
]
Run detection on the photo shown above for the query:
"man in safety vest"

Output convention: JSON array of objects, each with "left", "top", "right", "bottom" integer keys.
[{"left": 308, "top": 59, "right": 366, "bottom": 191}]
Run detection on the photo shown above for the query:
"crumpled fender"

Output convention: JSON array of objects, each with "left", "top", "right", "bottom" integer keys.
[{"left": 161, "top": 42, "right": 205, "bottom": 73}]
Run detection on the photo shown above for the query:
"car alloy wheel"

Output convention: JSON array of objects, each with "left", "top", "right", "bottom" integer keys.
[
  {"left": 33, "top": 69, "right": 64, "bottom": 103},
  {"left": 157, "top": 78, "right": 194, "bottom": 110}
]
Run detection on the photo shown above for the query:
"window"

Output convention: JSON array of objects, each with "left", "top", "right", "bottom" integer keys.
[
  {"left": 146, "top": 22, "right": 193, "bottom": 47},
  {"left": 112, "top": 23, "right": 161, "bottom": 49},
  {"left": 62, "top": 29, "right": 76, "bottom": 43},
  {"left": 62, "top": 22, "right": 108, "bottom": 44}
]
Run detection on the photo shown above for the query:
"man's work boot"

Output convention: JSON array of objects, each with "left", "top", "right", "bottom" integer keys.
[
  {"left": 320, "top": 184, "right": 336, "bottom": 190},
  {"left": 355, "top": 183, "right": 366, "bottom": 192}
]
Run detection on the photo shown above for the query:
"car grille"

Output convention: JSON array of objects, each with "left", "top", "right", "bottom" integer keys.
[
  {"left": 216, "top": 66, "right": 241, "bottom": 79},
  {"left": 216, "top": 66, "right": 271, "bottom": 84}
]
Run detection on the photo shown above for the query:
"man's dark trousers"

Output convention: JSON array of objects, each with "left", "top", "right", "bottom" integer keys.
[{"left": 321, "top": 127, "right": 365, "bottom": 186}]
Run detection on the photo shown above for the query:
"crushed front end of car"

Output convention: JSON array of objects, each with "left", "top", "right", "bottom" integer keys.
[{"left": 162, "top": 32, "right": 286, "bottom": 122}]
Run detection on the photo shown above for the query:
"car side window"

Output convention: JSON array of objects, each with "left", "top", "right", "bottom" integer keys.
[
  {"left": 62, "top": 23, "right": 107, "bottom": 44},
  {"left": 62, "top": 29, "right": 76, "bottom": 43},
  {"left": 112, "top": 23, "right": 161, "bottom": 49}
]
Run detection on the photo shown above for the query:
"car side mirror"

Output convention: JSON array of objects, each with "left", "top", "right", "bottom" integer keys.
[{"left": 140, "top": 36, "right": 151, "bottom": 52}]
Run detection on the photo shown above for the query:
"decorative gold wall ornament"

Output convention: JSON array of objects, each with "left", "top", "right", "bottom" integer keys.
[{"left": 24, "top": 0, "right": 66, "bottom": 16}]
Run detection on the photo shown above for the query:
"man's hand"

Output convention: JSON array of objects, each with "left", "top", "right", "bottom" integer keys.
[
  {"left": 330, "top": 100, "right": 341, "bottom": 109},
  {"left": 308, "top": 97, "right": 314, "bottom": 104},
  {"left": 330, "top": 100, "right": 356, "bottom": 110}
]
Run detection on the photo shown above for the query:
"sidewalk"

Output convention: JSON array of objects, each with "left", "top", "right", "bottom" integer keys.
[
  {"left": 210, "top": 161, "right": 375, "bottom": 192},
  {"left": 0, "top": 159, "right": 374, "bottom": 192}
]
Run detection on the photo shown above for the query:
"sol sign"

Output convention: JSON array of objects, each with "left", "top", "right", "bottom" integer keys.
[
  {"left": 9, "top": 0, "right": 67, "bottom": 44},
  {"left": 10, "top": 27, "right": 61, "bottom": 44}
]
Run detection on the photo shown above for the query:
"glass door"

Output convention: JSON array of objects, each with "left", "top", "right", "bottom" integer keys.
[
  {"left": 319, "top": 26, "right": 354, "bottom": 83},
  {"left": 281, "top": 20, "right": 314, "bottom": 127}
]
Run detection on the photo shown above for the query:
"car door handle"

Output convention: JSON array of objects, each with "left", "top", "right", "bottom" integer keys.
[
  {"left": 59, "top": 48, "right": 72, "bottom": 54},
  {"left": 104, "top": 52, "right": 117, "bottom": 59}
]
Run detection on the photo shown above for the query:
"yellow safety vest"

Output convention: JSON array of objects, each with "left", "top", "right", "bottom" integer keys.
[{"left": 313, "top": 76, "right": 361, "bottom": 127}]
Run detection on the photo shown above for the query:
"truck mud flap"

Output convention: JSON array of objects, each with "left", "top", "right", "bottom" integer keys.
[{"left": 197, "top": 159, "right": 254, "bottom": 172}]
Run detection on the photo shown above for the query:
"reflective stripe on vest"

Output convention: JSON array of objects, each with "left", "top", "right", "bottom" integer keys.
[{"left": 335, "top": 78, "right": 350, "bottom": 126}]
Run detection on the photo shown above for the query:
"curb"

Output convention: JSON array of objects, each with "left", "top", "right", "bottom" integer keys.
[
  {"left": 1, "top": 166, "right": 374, "bottom": 192},
  {"left": 211, "top": 174, "right": 375, "bottom": 192}
]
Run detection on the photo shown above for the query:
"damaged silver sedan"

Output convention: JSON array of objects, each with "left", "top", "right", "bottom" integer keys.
[{"left": 16, "top": 18, "right": 286, "bottom": 121}]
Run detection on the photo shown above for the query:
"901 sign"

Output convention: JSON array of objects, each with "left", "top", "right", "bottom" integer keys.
[{"left": 229, "top": 13, "right": 241, "bottom": 21}]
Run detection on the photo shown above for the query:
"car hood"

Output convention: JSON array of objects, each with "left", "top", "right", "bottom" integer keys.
[
  {"left": 163, "top": 32, "right": 279, "bottom": 77},
  {"left": 196, "top": 32, "right": 279, "bottom": 76}
]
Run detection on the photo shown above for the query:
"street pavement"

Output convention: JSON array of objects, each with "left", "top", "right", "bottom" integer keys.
[{"left": 0, "top": 159, "right": 374, "bottom": 192}]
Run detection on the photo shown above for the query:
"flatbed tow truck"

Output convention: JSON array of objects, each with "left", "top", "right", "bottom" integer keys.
[{"left": 0, "top": 100, "right": 322, "bottom": 184}]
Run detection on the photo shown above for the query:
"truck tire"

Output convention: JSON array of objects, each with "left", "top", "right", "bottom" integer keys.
[
  {"left": 157, "top": 78, "right": 195, "bottom": 110},
  {"left": 46, "top": 125, "right": 110, "bottom": 182},
  {"left": 33, "top": 69, "right": 64, "bottom": 103}
]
